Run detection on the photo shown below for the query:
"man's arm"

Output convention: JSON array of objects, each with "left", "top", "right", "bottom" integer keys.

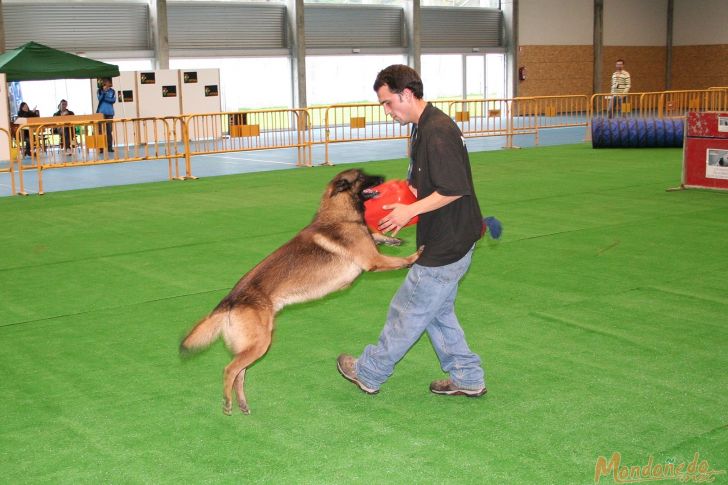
[{"left": 378, "top": 191, "right": 461, "bottom": 236}]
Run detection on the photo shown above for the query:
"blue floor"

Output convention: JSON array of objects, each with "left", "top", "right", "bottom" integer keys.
[{"left": 0, "top": 126, "right": 586, "bottom": 197}]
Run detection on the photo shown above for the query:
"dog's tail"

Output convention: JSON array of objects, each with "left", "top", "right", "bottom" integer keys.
[{"left": 179, "top": 312, "right": 226, "bottom": 355}]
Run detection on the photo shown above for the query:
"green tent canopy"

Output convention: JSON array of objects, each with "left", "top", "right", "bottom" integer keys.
[{"left": 0, "top": 41, "right": 120, "bottom": 82}]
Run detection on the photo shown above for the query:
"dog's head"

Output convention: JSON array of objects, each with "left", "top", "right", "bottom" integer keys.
[
  {"left": 329, "top": 169, "right": 384, "bottom": 198},
  {"left": 326, "top": 168, "right": 384, "bottom": 213}
]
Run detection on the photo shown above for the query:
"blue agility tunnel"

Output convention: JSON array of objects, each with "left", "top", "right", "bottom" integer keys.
[{"left": 591, "top": 117, "right": 684, "bottom": 148}]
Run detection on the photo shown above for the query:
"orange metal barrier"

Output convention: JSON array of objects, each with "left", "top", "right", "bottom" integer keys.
[
  {"left": 10, "top": 89, "right": 727, "bottom": 196},
  {"left": 14, "top": 117, "right": 184, "bottom": 195},
  {"left": 589, "top": 92, "right": 645, "bottom": 119},
  {"left": 447, "top": 99, "right": 512, "bottom": 145},
  {"left": 183, "top": 109, "right": 312, "bottom": 167},
  {"left": 588, "top": 89, "right": 728, "bottom": 140},
  {"left": 590, "top": 90, "right": 728, "bottom": 120},
  {"left": 320, "top": 103, "right": 410, "bottom": 165},
  {"left": 0, "top": 127, "right": 17, "bottom": 195},
  {"left": 511, "top": 95, "right": 589, "bottom": 145}
]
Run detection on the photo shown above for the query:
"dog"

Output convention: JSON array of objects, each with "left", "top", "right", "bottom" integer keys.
[{"left": 180, "top": 168, "right": 422, "bottom": 415}]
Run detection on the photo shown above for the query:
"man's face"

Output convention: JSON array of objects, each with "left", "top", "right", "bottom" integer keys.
[
  {"left": 377, "top": 84, "right": 414, "bottom": 125},
  {"left": 615, "top": 61, "right": 624, "bottom": 71}
]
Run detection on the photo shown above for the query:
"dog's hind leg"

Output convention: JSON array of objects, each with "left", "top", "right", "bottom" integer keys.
[
  {"left": 233, "top": 369, "right": 248, "bottom": 414},
  {"left": 222, "top": 308, "right": 274, "bottom": 415}
]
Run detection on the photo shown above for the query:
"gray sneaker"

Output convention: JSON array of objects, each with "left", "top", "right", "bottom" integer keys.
[
  {"left": 430, "top": 378, "right": 487, "bottom": 397},
  {"left": 336, "top": 354, "right": 379, "bottom": 394}
]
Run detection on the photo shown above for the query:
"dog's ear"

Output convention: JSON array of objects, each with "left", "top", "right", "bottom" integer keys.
[{"left": 331, "top": 178, "right": 352, "bottom": 196}]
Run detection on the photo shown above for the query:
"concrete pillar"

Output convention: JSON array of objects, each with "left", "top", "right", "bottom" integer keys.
[
  {"left": 665, "top": 0, "right": 673, "bottom": 90},
  {"left": 593, "top": 0, "right": 603, "bottom": 94},
  {"left": 404, "top": 0, "right": 421, "bottom": 74},
  {"left": 501, "top": 0, "right": 517, "bottom": 98},
  {"left": 150, "top": 0, "right": 170, "bottom": 70},
  {"left": 287, "top": 0, "right": 307, "bottom": 109},
  {"left": 0, "top": 0, "right": 6, "bottom": 53}
]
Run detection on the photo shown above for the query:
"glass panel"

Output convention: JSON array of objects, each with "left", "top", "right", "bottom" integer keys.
[
  {"left": 170, "top": 57, "right": 291, "bottom": 110},
  {"left": 100, "top": 59, "right": 154, "bottom": 72},
  {"left": 306, "top": 55, "right": 406, "bottom": 106},
  {"left": 485, "top": 53, "right": 505, "bottom": 98},
  {"left": 16, "top": 79, "right": 94, "bottom": 118},
  {"left": 421, "top": 54, "right": 463, "bottom": 100},
  {"left": 466, "top": 55, "right": 485, "bottom": 99},
  {"left": 421, "top": 0, "right": 499, "bottom": 7},
  {"left": 304, "top": 0, "right": 403, "bottom": 4}
]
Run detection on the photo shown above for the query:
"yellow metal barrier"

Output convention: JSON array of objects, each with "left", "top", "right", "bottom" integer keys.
[
  {"left": 589, "top": 89, "right": 728, "bottom": 140},
  {"left": 14, "top": 117, "right": 183, "bottom": 195},
  {"left": 183, "top": 109, "right": 312, "bottom": 168},
  {"left": 447, "top": 99, "right": 512, "bottom": 146},
  {"left": 10, "top": 88, "right": 726, "bottom": 197},
  {"left": 0, "top": 127, "right": 17, "bottom": 195},
  {"left": 511, "top": 95, "right": 589, "bottom": 145},
  {"left": 321, "top": 103, "right": 410, "bottom": 165},
  {"left": 589, "top": 92, "right": 643, "bottom": 119},
  {"left": 591, "top": 90, "right": 727, "bottom": 120}
]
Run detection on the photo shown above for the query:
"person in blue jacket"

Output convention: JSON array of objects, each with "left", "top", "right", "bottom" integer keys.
[{"left": 96, "top": 77, "right": 116, "bottom": 153}]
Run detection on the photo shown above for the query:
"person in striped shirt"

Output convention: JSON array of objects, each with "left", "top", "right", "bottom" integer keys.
[{"left": 609, "top": 59, "right": 631, "bottom": 118}]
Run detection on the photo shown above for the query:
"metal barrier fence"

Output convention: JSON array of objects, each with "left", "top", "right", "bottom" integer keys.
[
  {"left": 0, "top": 127, "right": 16, "bottom": 195},
  {"left": 14, "top": 117, "right": 184, "bottom": 195},
  {"left": 8, "top": 89, "right": 727, "bottom": 195},
  {"left": 320, "top": 103, "right": 410, "bottom": 165},
  {"left": 183, "top": 109, "right": 312, "bottom": 167},
  {"left": 446, "top": 96, "right": 589, "bottom": 147},
  {"left": 590, "top": 89, "right": 728, "bottom": 119},
  {"left": 512, "top": 95, "right": 590, "bottom": 143},
  {"left": 447, "top": 98, "right": 513, "bottom": 145}
]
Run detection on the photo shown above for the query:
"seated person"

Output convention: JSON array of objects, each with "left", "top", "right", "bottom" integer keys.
[
  {"left": 16, "top": 102, "right": 39, "bottom": 157},
  {"left": 53, "top": 99, "right": 75, "bottom": 154}
]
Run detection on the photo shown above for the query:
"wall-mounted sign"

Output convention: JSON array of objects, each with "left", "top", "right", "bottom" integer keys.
[
  {"left": 140, "top": 72, "right": 156, "bottom": 84},
  {"left": 183, "top": 72, "right": 198, "bottom": 83},
  {"left": 204, "top": 85, "right": 219, "bottom": 97},
  {"left": 162, "top": 85, "right": 177, "bottom": 98},
  {"left": 118, "top": 90, "right": 134, "bottom": 103}
]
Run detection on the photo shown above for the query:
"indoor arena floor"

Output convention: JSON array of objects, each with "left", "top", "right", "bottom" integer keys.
[{"left": 1, "top": 141, "right": 726, "bottom": 483}]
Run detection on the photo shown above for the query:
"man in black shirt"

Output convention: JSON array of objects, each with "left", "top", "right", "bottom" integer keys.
[{"left": 337, "top": 64, "right": 486, "bottom": 397}]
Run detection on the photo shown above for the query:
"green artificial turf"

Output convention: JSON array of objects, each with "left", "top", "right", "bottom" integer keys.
[{"left": 1, "top": 144, "right": 727, "bottom": 484}]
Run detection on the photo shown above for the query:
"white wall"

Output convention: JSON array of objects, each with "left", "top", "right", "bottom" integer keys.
[
  {"left": 519, "top": 0, "right": 593, "bottom": 45},
  {"left": 604, "top": 0, "right": 667, "bottom": 46},
  {"left": 673, "top": 0, "right": 728, "bottom": 45}
]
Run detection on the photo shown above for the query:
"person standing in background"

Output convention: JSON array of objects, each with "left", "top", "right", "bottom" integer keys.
[
  {"left": 609, "top": 59, "right": 631, "bottom": 118},
  {"left": 96, "top": 78, "right": 116, "bottom": 153}
]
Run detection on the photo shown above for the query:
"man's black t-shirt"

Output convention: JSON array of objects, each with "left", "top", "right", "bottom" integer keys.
[{"left": 408, "top": 103, "right": 483, "bottom": 267}]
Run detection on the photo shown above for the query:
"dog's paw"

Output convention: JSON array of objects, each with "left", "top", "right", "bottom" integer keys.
[{"left": 371, "top": 232, "right": 403, "bottom": 246}]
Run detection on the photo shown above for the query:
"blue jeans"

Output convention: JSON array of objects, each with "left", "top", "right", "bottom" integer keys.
[{"left": 356, "top": 245, "right": 485, "bottom": 390}]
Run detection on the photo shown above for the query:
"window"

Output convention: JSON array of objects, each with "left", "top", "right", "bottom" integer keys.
[
  {"left": 306, "top": 55, "right": 406, "bottom": 106},
  {"left": 170, "top": 57, "right": 291, "bottom": 111},
  {"left": 421, "top": 55, "right": 463, "bottom": 100}
]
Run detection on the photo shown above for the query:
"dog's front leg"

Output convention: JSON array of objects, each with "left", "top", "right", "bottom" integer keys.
[
  {"left": 371, "top": 232, "right": 403, "bottom": 247},
  {"left": 361, "top": 245, "right": 424, "bottom": 272}
]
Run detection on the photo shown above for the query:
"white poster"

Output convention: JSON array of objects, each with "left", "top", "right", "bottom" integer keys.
[{"left": 706, "top": 148, "right": 728, "bottom": 180}]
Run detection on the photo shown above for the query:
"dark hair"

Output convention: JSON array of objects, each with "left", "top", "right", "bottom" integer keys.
[
  {"left": 19, "top": 102, "right": 29, "bottom": 111},
  {"left": 616, "top": 59, "right": 625, "bottom": 64},
  {"left": 373, "top": 64, "right": 424, "bottom": 99}
]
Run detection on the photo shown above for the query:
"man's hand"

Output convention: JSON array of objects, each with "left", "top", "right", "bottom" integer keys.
[{"left": 378, "top": 203, "right": 416, "bottom": 236}]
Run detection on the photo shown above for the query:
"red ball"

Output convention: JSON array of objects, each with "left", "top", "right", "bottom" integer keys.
[{"left": 364, "top": 180, "right": 419, "bottom": 232}]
